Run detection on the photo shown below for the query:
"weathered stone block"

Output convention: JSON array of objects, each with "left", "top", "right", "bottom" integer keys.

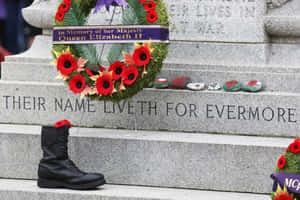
[
  {"left": 0, "top": 124, "right": 289, "bottom": 193},
  {"left": 2, "top": 42, "right": 269, "bottom": 83},
  {"left": 160, "top": 65, "right": 300, "bottom": 93},
  {"left": 165, "top": 0, "right": 266, "bottom": 42},
  {"left": 0, "top": 179, "right": 269, "bottom": 200},
  {"left": 0, "top": 81, "right": 299, "bottom": 137},
  {"left": 91, "top": 0, "right": 267, "bottom": 42},
  {"left": 23, "top": 0, "right": 267, "bottom": 42}
]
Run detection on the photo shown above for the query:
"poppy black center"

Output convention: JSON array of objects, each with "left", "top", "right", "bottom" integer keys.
[
  {"left": 151, "top": 15, "right": 154, "bottom": 19},
  {"left": 76, "top": 81, "right": 82, "bottom": 89},
  {"left": 295, "top": 145, "right": 298, "bottom": 149},
  {"left": 280, "top": 161, "right": 283, "bottom": 164},
  {"left": 140, "top": 53, "right": 147, "bottom": 61},
  {"left": 128, "top": 73, "right": 135, "bottom": 81},
  {"left": 103, "top": 81, "right": 110, "bottom": 89},
  {"left": 63, "top": 5, "right": 66, "bottom": 8},
  {"left": 64, "top": 61, "right": 72, "bottom": 68},
  {"left": 116, "top": 67, "right": 123, "bottom": 75},
  {"left": 149, "top": 4, "right": 152, "bottom": 8}
]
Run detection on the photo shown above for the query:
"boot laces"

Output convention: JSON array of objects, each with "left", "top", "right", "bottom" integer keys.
[{"left": 57, "top": 133, "right": 69, "bottom": 159}]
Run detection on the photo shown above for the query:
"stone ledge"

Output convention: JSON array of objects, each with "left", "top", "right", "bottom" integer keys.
[
  {"left": 5, "top": 58, "right": 300, "bottom": 92},
  {"left": 0, "top": 124, "right": 290, "bottom": 193},
  {"left": 0, "top": 81, "right": 299, "bottom": 137},
  {"left": 0, "top": 179, "right": 269, "bottom": 200},
  {"left": 160, "top": 67, "right": 300, "bottom": 93},
  {"left": 265, "top": 16, "right": 300, "bottom": 37},
  {"left": 5, "top": 61, "right": 300, "bottom": 93}
]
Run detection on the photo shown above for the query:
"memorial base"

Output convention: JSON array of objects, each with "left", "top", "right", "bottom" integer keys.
[
  {"left": 0, "top": 79, "right": 299, "bottom": 137},
  {"left": 0, "top": 124, "right": 288, "bottom": 194},
  {"left": 1, "top": 0, "right": 300, "bottom": 198},
  {"left": 0, "top": 179, "right": 269, "bottom": 200}
]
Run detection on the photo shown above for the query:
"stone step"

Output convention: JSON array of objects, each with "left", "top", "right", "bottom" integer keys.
[
  {"left": 0, "top": 80, "right": 299, "bottom": 137},
  {"left": 4, "top": 52, "right": 300, "bottom": 92},
  {"left": 0, "top": 124, "right": 289, "bottom": 193},
  {"left": 0, "top": 179, "right": 269, "bottom": 200},
  {"left": 160, "top": 65, "right": 300, "bottom": 93},
  {"left": 2, "top": 41, "right": 268, "bottom": 83}
]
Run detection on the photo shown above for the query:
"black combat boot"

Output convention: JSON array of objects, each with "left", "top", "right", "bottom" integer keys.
[{"left": 38, "top": 121, "right": 106, "bottom": 190}]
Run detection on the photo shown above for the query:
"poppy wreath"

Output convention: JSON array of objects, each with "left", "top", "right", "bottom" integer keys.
[
  {"left": 52, "top": 0, "right": 169, "bottom": 102},
  {"left": 271, "top": 138, "right": 300, "bottom": 200}
]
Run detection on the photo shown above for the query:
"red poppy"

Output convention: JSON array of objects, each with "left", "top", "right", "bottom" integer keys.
[
  {"left": 139, "top": 0, "right": 146, "bottom": 3},
  {"left": 59, "top": 3, "right": 70, "bottom": 12},
  {"left": 108, "top": 61, "right": 125, "bottom": 80},
  {"left": 96, "top": 73, "right": 114, "bottom": 96},
  {"left": 68, "top": 74, "right": 86, "bottom": 94},
  {"left": 133, "top": 46, "right": 151, "bottom": 66},
  {"left": 57, "top": 53, "right": 77, "bottom": 75},
  {"left": 56, "top": 11, "right": 65, "bottom": 21},
  {"left": 286, "top": 138, "right": 299, "bottom": 152},
  {"left": 290, "top": 141, "right": 300, "bottom": 154},
  {"left": 64, "top": 0, "right": 72, "bottom": 5},
  {"left": 277, "top": 155, "right": 286, "bottom": 169},
  {"left": 86, "top": 65, "right": 105, "bottom": 76},
  {"left": 122, "top": 66, "right": 139, "bottom": 85},
  {"left": 55, "top": 120, "right": 72, "bottom": 128},
  {"left": 147, "top": 11, "right": 158, "bottom": 23},
  {"left": 274, "top": 193, "right": 293, "bottom": 200},
  {"left": 63, "top": 120, "right": 72, "bottom": 128},
  {"left": 144, "top": 1, "right": 156, "bottom": 11},
  {"left": 55, "top": 120, "right": 66, "bottom": 128},
  {"left": 226, "top": 80, "right": 238, "bottom": 88},
  {"left": 248, "top": 80, "right": 258, "bottom": 86}
]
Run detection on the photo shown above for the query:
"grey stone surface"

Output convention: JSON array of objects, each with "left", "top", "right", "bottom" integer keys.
[
  {"left": 0, "top": 179, "right": 269, "bottom": 200},
  {"left": 0, "top": 81, "right": 300, "bottom": 137},
  {"left": 6, "top": 43, "right": 300, "bottom": 84},
  {"left": 4, "top": 35, "right": 53, "bottom": 64},
  {"left": 4, "top": 43, "right": 300, "bottom": 90},
  {"left": 166, "top": 42, "right": 268, "bottom": 65},
  {"left": 265, "top": 0, "right": 300, "bottom": 37},
  {"left": 267, "top": 0, "right": 291, "bottom": 9},
  {"left": 265, "top": 16, "right": 300, "bottom": 37},
  {"left": 2, "top": 42, "right": 269, "bottom": 83},
  {"left": 267, "top": 0, "right": 300, "bottom": 15},
  {"left": 160, "top": 66, "right": 300, "bottom": 93},
  {"left": 21, "top": 0, "right": 300, "bottom": 42},
  {"left": 23, "top": 0, "right": 267, "bottom": 42},
  {"left": 0, "top": 124, "right": 290, "bottom": 193},
  {"left": 22, "top": 0, "right": 59, "bottom": 30},
  {"left": 165, "top": 0, "right": 266, "bottom": 42},
  {"left": 90, "top": 0, "right": 267, "bottom": 42}
]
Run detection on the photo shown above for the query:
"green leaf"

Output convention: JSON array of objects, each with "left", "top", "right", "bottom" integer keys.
[
  {"left": 73, "top": 44, "right": 100, "bottom": 71},
  {"left": 106, "top": 6, "right": 138, "bottom": 65}
]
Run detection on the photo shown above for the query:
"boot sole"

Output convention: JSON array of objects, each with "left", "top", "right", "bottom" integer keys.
[{"left": 38, "top": 178, "right": 106, "bottom": 190}]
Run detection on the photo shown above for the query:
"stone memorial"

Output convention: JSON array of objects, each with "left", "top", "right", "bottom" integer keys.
[
  {"left": 1, "top": 0, "right": 300, "bottom": 137},
  {"left": 0, "top": 0, "right": 299, "bottom": 199}
]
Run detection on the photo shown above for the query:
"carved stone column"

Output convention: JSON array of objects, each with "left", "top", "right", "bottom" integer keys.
[
  {"left": 1, "top": 0, "right": 59, "bottom": 82},
  {"left": 22, "top": 0, "right": 58, "bottom": 34},
  {"left": 265, "top": 0, "right": 300, "bottom": 37}
]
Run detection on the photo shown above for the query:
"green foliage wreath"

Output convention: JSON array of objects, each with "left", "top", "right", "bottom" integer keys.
[
  {"left": 52, "top": 0, "right": 169, "bottom": 102},
  {"left": 271, "top": 138, "right": 300, "bottom": 200}
]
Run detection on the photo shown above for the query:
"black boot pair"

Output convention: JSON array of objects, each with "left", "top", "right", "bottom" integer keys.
[{"left": 38, "top": 121, "right": 105, "bottom": 190}]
